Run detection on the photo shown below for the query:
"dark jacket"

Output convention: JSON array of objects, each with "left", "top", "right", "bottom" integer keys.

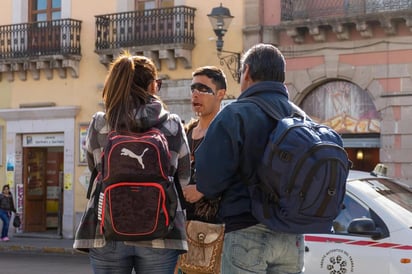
[
  {"left": 0, "top": 194, "right": 16, "bottom": 212},
  {"left": 184, "top": 120, "right": 221, "bottom": 224},
  {"left": 195, "top": 81, "right": 291, "bottom": 232}
]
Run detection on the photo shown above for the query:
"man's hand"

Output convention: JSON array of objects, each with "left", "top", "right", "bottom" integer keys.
[{"left": 183, "top": 185, "right": 204, "bottom": 203}]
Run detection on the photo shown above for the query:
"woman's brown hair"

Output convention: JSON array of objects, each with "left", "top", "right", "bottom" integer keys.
[{"left": 102, "top": 51, "right": 158, "bottom": 131}]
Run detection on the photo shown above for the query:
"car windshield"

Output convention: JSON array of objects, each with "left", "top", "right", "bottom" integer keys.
[{"left": 361, "top": 178, "right": 412, "bottom": 212}]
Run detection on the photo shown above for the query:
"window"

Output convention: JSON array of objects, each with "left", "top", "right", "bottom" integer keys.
[
  {"left": 29, "top": 0, "right": 61, "bottom": 22},
  {"left": 131, "top": 0, "right": 175, "bottom": 45},
  {"left": 333, "top": 194, "right": 370, "bottom": 233},
  {"left": 27, "top": 0, "right": 62, "bottom": 54},
  {"left": 367, "top": 178, "right": 412, "bottom": 212},
  {"left": 134, "top": 0, "right": 174, "bottom": 10}
]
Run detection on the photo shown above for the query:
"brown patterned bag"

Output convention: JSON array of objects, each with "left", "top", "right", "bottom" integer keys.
[{"left": 179, "top": 220, "right": 224, "bottom": 274}]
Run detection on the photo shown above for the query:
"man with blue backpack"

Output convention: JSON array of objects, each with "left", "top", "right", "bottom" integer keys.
[{"left": 195, "top": 43, "right": 350, "bottom": 274}]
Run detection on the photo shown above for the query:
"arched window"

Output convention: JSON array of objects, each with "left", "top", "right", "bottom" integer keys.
[
  {"left": 301, "top": 80, "right": 380, "bottom": 134},
  {"left": 301, "top": 80, "right": 381, "bottom": 171}
]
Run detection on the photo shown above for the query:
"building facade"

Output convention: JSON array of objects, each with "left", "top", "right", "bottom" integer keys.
[
  {"left": 244, "top": 0, "right": 412, "bottom": 182},
  {"left": 0, "top": 0, "right": 242, "bottom": 238},
  {"left": 2, "top": 0, "right": 411, "bottom": 240}
]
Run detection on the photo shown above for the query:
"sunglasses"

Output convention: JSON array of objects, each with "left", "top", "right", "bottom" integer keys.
[
  {"left": 190, "top": 83, "right": 214, "bottom": 95},
  {"left": 155, "top": 79, "right": 162, "bottom": 91}
]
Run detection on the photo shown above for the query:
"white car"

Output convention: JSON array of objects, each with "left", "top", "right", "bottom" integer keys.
[{"left": 304, "top": 170, "right": 412, "bottom": 274}]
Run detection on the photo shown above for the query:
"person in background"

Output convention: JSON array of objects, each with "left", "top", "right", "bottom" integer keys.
[
  {"left": 78, "top": 52, "right": 191, "bottom": 274},
  {"left": 0, "top": 184, "right": 16, "bottom": 241},
  {"left": 195, "top": 44, "right": 305, "bottom": 273}
]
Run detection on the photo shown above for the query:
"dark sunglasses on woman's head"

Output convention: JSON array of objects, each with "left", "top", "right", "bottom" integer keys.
[
  {"left": 155, "top": 79, "right": 162, "bottom": 91},
  {"left": 190, "top": 83, "right": 215, "bottom": 95}
]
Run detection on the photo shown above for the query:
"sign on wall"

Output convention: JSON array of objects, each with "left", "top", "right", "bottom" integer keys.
[{"left": 22, "top": 134, "right": 64, "bottom": 147}]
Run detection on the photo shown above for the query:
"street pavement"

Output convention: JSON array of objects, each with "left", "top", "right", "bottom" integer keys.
[{"left": 0, "top": 234, "right": 84, "bottom": 256}]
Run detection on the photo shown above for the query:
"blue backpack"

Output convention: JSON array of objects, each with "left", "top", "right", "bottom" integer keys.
[{"left": 243, "top": 96, "right": 351, "bottom": 234}]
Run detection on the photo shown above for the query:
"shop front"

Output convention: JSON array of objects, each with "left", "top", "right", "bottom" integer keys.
[
  {"left": 22, "top": 134, "right": 64, "bottom": 235},
  {"left": 0, "top": 106, "right": 79, "bottom": 239}
]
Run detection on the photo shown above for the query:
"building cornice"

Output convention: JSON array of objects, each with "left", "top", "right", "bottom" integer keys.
[{"left": 0, "top": 106, "right": 81, "bottom": 121}]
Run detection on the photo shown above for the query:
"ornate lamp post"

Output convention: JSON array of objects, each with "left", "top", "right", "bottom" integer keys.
[{"left": 208, "top": 3, "right": 241, "bottom": 83}]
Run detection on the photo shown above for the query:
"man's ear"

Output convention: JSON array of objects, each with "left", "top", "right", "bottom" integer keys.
[
  {"left": 243, "top": 64, "right": 251, "bottom": 82},
  {"left": 216, "top": 89, "right": 226, "bottom": 100}
]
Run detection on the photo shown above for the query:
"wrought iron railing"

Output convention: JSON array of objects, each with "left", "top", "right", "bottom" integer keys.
[
  {"left": 95, "top": 6, "right": 196, "bottom": 51},
  {"left": 0, "top": 19, "right": 82, "bottom": 60},
  {"left": 281, "top": 0, "right": 412, "bottom": 21}
]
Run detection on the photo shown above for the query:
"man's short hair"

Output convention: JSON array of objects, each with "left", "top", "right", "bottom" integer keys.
[
  {"left": 192, "top": 66, "right": 227, "bottom": 90},
  {"left": 240, "top": 43, "right": 286, "bottom": 83}
]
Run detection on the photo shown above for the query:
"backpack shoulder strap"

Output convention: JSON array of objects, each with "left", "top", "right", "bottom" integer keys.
[
  {"left": 241, "top": 96, "right": 308, "bottom": 121},
  {"left": 237, "top": 96, "right": 308, "bottom": 189}
]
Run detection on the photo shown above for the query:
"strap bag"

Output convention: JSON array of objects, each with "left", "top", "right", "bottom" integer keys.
[
  {"left": 193, "top": 197, "right": 221, "bottom": 222},
  {"left": 97, "top": 128, "right": 178, "bottom": 241},
  {"left": 13, "top": 214, "right": 21, "bottom": 228},
  {"left": 179, "top": 220, "right": 224, "bottom": 274},
  {"left": 241, "top": 96, "right": 351, "bottom": 234}
]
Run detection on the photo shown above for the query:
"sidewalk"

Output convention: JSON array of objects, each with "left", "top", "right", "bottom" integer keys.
[{"left": 0, "top": 234, "right": 85, "bottom": 255}]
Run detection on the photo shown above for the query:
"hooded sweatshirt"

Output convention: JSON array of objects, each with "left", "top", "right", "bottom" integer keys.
[
  {"left": 195, "top": 81, "right": 291, "bottom": 233},
  {"left": 74, "top": 96, "right": 190, "bottom": 251}
]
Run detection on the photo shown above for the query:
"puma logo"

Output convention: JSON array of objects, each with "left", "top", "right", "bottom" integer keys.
[{"left": 120, "top": 148, "right": 149, "bottom": 169}]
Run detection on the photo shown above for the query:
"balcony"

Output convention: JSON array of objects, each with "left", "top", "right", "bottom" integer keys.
[
  {"left": 95, "top": 6, "right": 196, "bottom": 70},
  {"left": 275, "top": 0, "right": 412, "bottom": 43},
  {"left": 0, "top": 19, "right": 82, "bottom": 81}
]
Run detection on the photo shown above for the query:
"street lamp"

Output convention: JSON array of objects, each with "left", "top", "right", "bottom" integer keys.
[{"left": 208, "top": 3, "right": 241, "bottom": 83}]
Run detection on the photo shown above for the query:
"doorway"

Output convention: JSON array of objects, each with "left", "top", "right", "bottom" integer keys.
[
  {"left": 23, "top": 146, "right": 64, "bottom": 235},
  {"left": 345, "top": 147, "right": 379, "bottom": 172}
]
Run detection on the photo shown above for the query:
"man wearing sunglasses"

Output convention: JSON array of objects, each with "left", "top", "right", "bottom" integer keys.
[
  {"left": 175, "top": 66, "right": 227, "bottom": 274},
  {"left": 182, "top": 65, "right": 227, "bottom": 210},
  {"left": 195, "top": 44, "right": 304, "bottom": 274}
]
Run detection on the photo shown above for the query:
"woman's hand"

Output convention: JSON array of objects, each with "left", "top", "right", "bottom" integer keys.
[{"left": 183, "top": 185, "right": 204, "bottom": 203}]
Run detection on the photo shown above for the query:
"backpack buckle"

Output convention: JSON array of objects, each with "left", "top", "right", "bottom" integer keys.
[{"left": 278, "top": 151, "right": 292, "bottom": 162}]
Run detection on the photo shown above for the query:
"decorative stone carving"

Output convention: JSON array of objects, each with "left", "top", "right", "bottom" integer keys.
[
  {"left": 332, "top": 24, "right": 350, "bottom": 40},
  {"left": 356, "top": 21, "right": 373, "bottom": 38},
  {"left": 309, "top": 26, "right": 326, "bottom": 42},
  {"left": 286, "top": 28, "right": 305, "bottom": 44}
]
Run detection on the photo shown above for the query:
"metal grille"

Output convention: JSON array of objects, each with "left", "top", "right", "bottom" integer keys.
[
  {"left": 95, "top": 6, "right": 196, "bottom": 50},
  {"left": 366, "top": 0, "right": 412, "bottom": 12},
  {"left": 0, "top": 19, "right": 81, "bottom": 59},
  {"left": 281, "top": 0, "right": 412, "bottom": 20}
]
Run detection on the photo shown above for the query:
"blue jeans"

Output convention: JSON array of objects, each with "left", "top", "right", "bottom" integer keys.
[
  {"left": 221, "top": 224, "right": 304, "bottom": 274},
  {"left": 0, "top": 209, "right": 10, "bottom": 238},
  {"left": 89, "top": 241, "right": 180, "bottom": 274}
]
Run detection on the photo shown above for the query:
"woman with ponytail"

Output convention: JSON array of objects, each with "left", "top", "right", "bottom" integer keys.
[{"left": 74, "top": 52, "right": 190, "bottom": 274}]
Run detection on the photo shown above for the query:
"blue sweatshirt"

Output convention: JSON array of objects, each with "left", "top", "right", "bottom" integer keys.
[{"left": 195, "top": 81, "right": 292, "bottom": 232}]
